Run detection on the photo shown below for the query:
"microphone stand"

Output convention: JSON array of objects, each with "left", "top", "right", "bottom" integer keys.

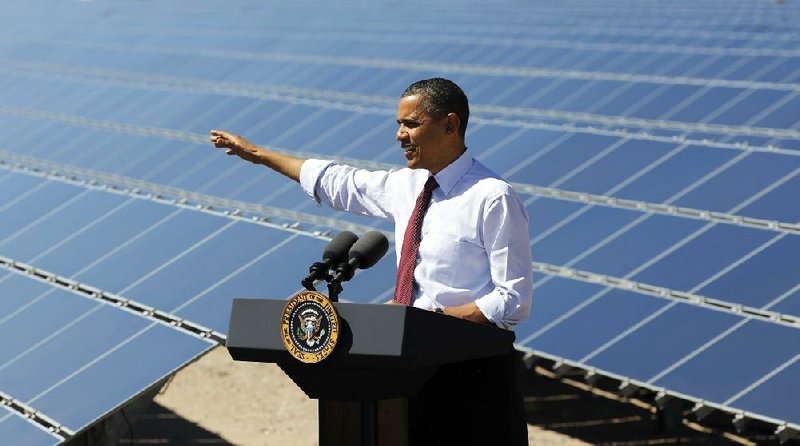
[
  {"left": 327, "top": 262, "right": 357, "bottom": 303},
  {"left": 302, "top": 262, "right": 343, "bottom": 302},
  {"left": 301, "top": 262, "right": 332, "bottom": 292},
  {"left": 327, "top": 278, "right": 343, "bottom": 302}
]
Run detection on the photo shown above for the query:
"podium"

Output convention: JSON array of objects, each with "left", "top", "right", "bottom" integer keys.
[{"left": 226, "top": 298, "right": 516, "bottom": 445}]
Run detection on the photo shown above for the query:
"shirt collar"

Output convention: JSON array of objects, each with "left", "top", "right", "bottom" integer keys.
[{"left": 431, "top": 150, "right": 472, "bottom": 197}]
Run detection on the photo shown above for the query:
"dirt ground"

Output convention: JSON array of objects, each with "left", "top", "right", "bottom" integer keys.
[
  {"left": 142, "top": 348, "right": 589, "bottom": 446},
  {"left": 146, "top": 347, "right": 584, "bottom": 445},
  {"left": 127, "top": 346, "right": 753, "bottom": 446}
]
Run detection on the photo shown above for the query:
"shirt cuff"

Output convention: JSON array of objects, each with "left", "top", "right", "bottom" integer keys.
[
  {"left": 299, "top": 159, "right": 334, "bottom": 204},
  {"left": 474, "top": 295, "right": 511, "bottom": 330}
]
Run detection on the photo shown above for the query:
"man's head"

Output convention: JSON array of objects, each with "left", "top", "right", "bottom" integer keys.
[
  {"left": 401, "top": 78, "right": 469, "bottom": 139},
  {"left": 396, "top": 78, "right": 469, "bottom": 174}
]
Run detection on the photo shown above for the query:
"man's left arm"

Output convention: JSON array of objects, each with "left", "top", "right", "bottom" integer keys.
[{"left": 445, "top": 191, "right": 533, "bottom": 329}]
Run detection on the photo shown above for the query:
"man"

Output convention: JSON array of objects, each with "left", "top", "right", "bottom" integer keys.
[{"left": 212, "top": 78, "right": 532, "bottom": 444}]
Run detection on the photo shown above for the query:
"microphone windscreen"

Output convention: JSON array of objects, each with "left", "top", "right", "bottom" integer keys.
[
  {"left": 349, "top": 231, "right": 389, "bottom": 269},
  {"left": 322, "top": 231, "right": 359, "bottom": 263}
]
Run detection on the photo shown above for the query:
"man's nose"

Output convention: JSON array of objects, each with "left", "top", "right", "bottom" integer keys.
[{"left": 396, "top": 126, "right": 407, "bottom": 141}]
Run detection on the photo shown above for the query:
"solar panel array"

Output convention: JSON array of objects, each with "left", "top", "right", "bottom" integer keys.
[{"left": 1, "top": 0, "right": 799, "bottom": 443}]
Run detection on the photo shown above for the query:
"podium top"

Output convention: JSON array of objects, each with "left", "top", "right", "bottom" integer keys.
[{"left": 227, "top": 298, "right": 515, "bottom": 369}]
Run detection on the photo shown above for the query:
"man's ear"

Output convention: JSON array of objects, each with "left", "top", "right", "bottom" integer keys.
[{"left": 445, "top": 113, "right": 459, "bottom": 134}]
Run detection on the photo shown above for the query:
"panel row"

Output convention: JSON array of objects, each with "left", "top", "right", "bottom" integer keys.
[
  {"left": 2, "top": 166, "right": 797, "bottom": 322},
  {"left": 0, "top": 171, "right": 395, "bottom": 331},
  {"left": 3, "top": 0, "right": 799, "bottom": 50},
  {"left": 1, "top": 43, "right": 798, "bottom": 128},
  {"left": 0, "top": 405, "right": 59, "bottom": 446},
  {"left": 529, "top": 197, "right": 800, "bottom": 316},
  {"left": 516, "top": 275, "right": 800, "bottom": 425},
  {"left": 6, "top": 29, "right": 800, "bottom": 84},
  {"left": 0, "top": 270, "right": 214, "bottom": 435},
  {"left": 2, "top": 91, "right": 798, "bottom": 228}
]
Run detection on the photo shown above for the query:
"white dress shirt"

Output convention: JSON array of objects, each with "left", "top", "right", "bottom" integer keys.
[{"left": 299, "top": 152, "right": 533, "bottom": 329}]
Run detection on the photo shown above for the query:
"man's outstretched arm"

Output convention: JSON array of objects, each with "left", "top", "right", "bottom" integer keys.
[{"left": 210, "top": 129, "right": 304, "bottom": 182}]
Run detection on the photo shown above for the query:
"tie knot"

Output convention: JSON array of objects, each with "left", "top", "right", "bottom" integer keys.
[{"left": 424, "top": 176, "right": 439, "bottom": 193}]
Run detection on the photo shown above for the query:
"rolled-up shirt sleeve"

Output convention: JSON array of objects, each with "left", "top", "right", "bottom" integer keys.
[
  {"left": 299, "top": 158, "right": 333, "bottom": 203},
  {"left": 473, "top": 191, "right": 533, "bottom": 330},
  {"left": 299, "top": 159, "right": 395, "bottom": 220}
]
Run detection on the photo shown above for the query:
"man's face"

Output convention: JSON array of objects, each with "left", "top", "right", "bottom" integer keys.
[{"left": 395, "top": 95, "right": 451, "bottom": 174}]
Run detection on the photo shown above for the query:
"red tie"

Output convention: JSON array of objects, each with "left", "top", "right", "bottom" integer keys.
[{"left": 394, "top": 176, "right": 439, "bottom": 305}]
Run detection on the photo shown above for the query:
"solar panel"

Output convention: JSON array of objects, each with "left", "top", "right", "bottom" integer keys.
[
  {"left": 1, "top": 0, "right": 799, "bottom": 442},
  {"left": 0, "top": 404, "right": 60, "bottom": 446}
]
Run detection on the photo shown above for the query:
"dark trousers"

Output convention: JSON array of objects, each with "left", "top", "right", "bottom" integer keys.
[{"left": 408, "top": 350, "right": 527, "bottom": 445}]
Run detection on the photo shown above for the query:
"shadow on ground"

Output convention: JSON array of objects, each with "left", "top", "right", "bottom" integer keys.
[
  {"left": 522, "top": 370, "right": 738, "bottom": 445},
  {"left": 120, "top": 402, "right": 231, "bottom": 445},
  {"left": 521, "top": 367, "right": 799, "bottom": 446},
  {"left": 123, "top": 371, "right": 791, "bottom": 446}
]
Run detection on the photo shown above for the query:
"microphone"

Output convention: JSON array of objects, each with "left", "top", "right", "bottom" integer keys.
[
  {"left": 332, "top": 231, "right": 389, "bottom": 284},
  {"left": 301, "top": 231, "right": 359, "bottom": 290}
]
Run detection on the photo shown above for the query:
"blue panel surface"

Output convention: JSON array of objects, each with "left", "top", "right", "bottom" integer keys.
[
  {"left": 175, "top": 234, "right": 327, "bottom": 332},
  {"left": 0, "top": 274, "right": 54, "bottom": 317},
  {"left": 709, "top": 90, "right": 788, "bottom": 126},
  {"left": 123, "top": 222, "right": 295, "bottom": 311},
  {"left": 557, "top": 139, "right": 675, "bottom": 194},
  {"left": 529, "top": 289, "right": 667, "bottom": 361},
  {"left": 115, "top": 139, "right": 177, "bottom": 179},
  {"left": 0, "top": 191, "right": 126, "bottom": 263},
  {"left": 141, "top": 143, "right": 216, "bottom": 187},
  {"left": 481, "top": 128, "right": 568, "bottom": 177},
  {"left": 557, "top": 80, "right": 627, "bottom": 113},
  {"left": 74, "top": 210, "right": 229, "bottom": 293},
  {"left": 697, "top": 234, "right": 800, "bottom": 311},
  {"left": 653, "top": 320, "right": 800, "bottom": 404},
  {"left": 0, "top": 406, "right": 59, "bottom": 446},
  {"left": 731, "top": 358, "right": 800, "bottom": 425},
  {"left": 32, "top": 200, "right": 174, "bottom": 277},
  {"left": 590, "top": 83, "right": 658, "bottom": 117},
  {"left": 632, "top": 224, "right": 775, "bottom": 292},
  {"left": 739, "top": 174, "right": 800, "bottom": 222},
  {"left": 0, "top": 181, "right": 84, "bottom": 242},
  {"left": 508, "top": 133, "right": 622, "bottom": 186},
  {"left": 0, "top": 286, "right": 94, "bottom": 368},
  {"left": 586, "top": 303, "right": 742, "bottom": 380},
  {"left": 613, "top": 145, "right": 737, "bottom": 203},
  {"left": 573, "top": 214, "right": 705, "bottom": 278},
  {"left": 165, "top": 156, "right": 234, "bottom": 192},
  {"left": 33, "top": 323, "right": 211, "bottom": 432},
  {"left": 515, "top": 277, "right": 607, "bottom": 343},
  {"left": 223, "top": 100, "right": 289, "bottom": 134},
  {"left": 0, "top": 274, "right": 212, "bottom": 433},
  {"left": 771, "top": 287, "right": 800, "bottom": 318},
  {"left": 0, "top": 299, "right": 148, "bottom": 402},
  {"left": 754, "top": 95, "right": 800, "bottom": 129},
  {"left": 611, "top": 85, "right": 701, "bottom": 120},
  {"left": 532, "top": 205, "right": 641, "bottom": 265},
  {"left": 305, "top": 112, "right": 389, "bottom": 155},
  {"left": 674, "top": 153, "right": 800, "bottom": 213},
  {"left": 525, "top": 197, "right": 585, "bottom": 239},
  {"left": 272, "top": 109, "right": 354, "bottom": 148}
]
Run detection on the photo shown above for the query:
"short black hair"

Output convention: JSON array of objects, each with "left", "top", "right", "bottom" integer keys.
[{"left": 401, "top": 78, "right": 469, "bottom": 139}]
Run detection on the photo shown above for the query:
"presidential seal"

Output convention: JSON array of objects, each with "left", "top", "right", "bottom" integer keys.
[{"left": 280, "top": 291, "right": 340, "bottom": 363}]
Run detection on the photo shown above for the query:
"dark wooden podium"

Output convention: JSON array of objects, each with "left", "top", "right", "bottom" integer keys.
[{"left": 226, "top": 298, "right": 515, "bottom": 445}]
